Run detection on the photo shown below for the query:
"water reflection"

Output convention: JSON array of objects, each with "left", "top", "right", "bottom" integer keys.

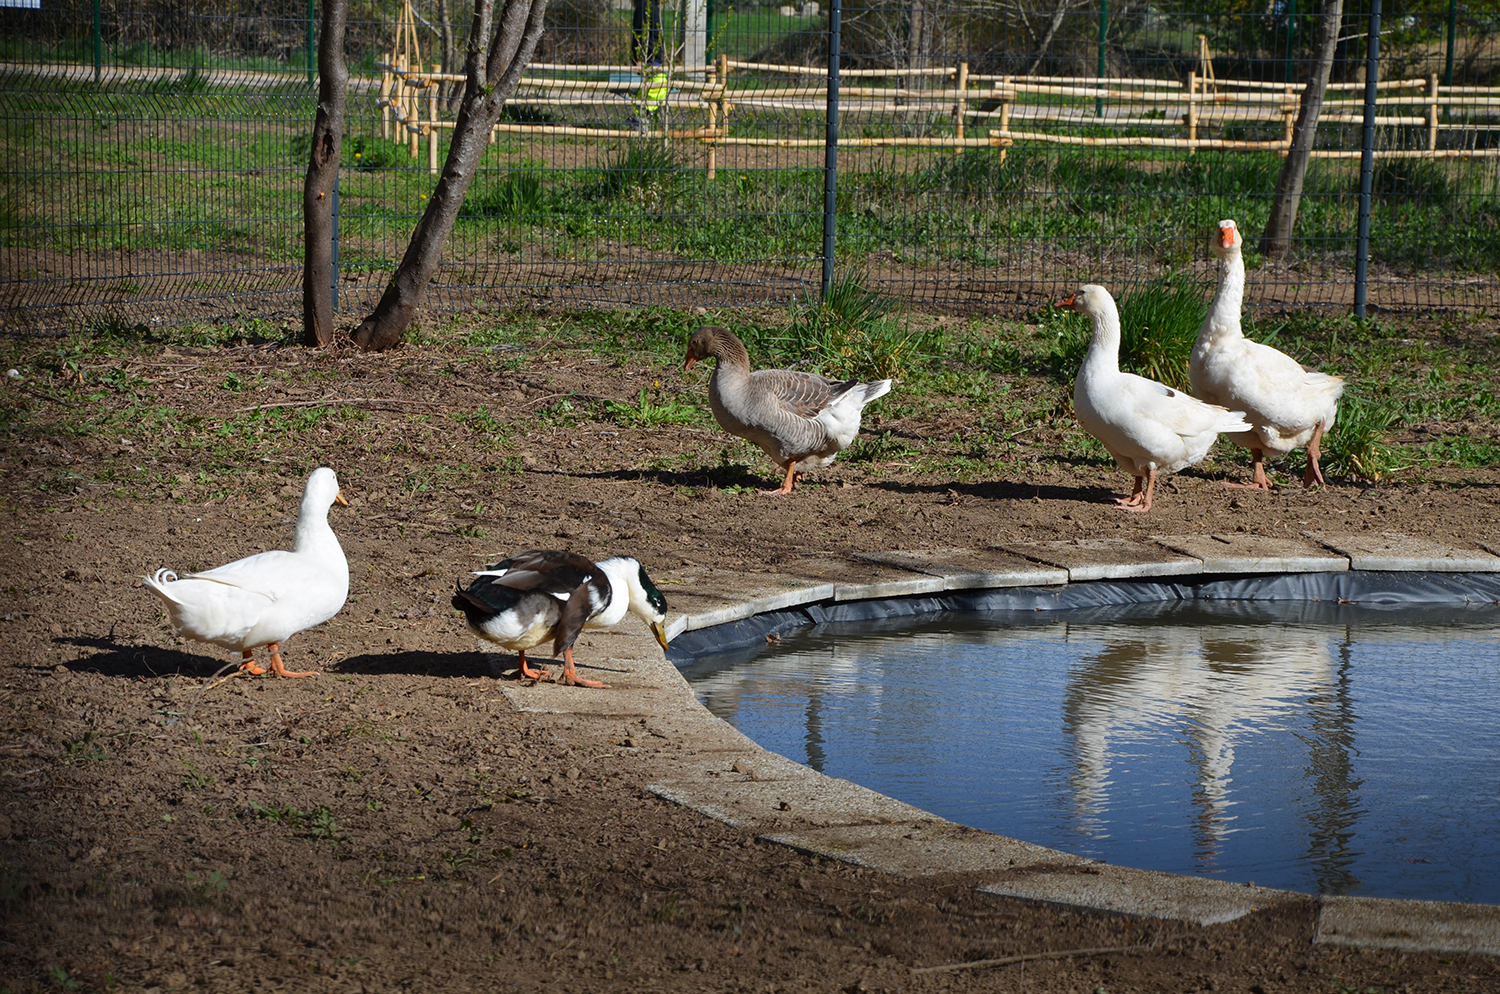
[
  {"left": 681, "top": 603, "right": 1500, "bottom": 903},
  {"left": 1058, "top": 622, "right": 1348, "bottom": 881}
]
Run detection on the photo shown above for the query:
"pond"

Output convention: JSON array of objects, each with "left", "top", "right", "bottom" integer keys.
[{"left": 680, "top": 597, "right": 1500, "bottom": 904}]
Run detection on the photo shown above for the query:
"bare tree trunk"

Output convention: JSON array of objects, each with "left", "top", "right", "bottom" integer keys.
[
  {"left": 302, "top": 0, "right": 348, "bottom": 348},
  {"left": 350, "top": 0, "right": 551, "bottom": 352},
  {"left": 439, "top": 0, "right": 458, "bottom": 112},
  {"left": 1026, "top": 0, "right": 1075, "bottom": 76},
  {"left": 907, "top": 0, "right": 925, "bottom": 93},
  {"left": 1259, "top": 0, "right": 1345, "bottom": 260}
]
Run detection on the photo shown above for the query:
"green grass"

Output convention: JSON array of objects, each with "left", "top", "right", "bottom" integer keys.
[{"left": 7, "top": 78, "right": 1499, "bottom": 278}]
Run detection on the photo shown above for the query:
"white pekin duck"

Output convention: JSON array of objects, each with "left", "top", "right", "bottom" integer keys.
[
  {"left": 143, "top": 466, "right": 349, "bottom": 677},
  {"left": 684, "top": 325, "right": 892, "bottom": 495},
  {"left": 1190, "top": 219, "right": 1345, "bottom": 489},
  {"left": 1061, "top": 285, "right": 1252, "bottom": 513},
  {"left": 451, "top": 550, "right": 669, "bottom": 689}
]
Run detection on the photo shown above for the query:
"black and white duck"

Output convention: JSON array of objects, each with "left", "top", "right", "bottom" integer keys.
[{"left": 451, "top": 549, "right": 669, "bottom": 689}]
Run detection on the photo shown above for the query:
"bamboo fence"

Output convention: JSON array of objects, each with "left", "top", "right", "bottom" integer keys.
[{"left": 374, "top": 55, "right": 1500, "bottom": 175}]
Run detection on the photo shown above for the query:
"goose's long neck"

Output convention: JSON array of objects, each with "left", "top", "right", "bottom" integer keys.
[
  {"left": 707, "top": 332, "right": 752, "bottom": 386},
  {"left": 293, "top": 502, "right": 343, "bottom": 562},
  {"left": 1202, "top": 249, "right": 1246, "bottom": 348},
  {"left": 1082, "top": 302, "right": 1123, "bottom": 378}
]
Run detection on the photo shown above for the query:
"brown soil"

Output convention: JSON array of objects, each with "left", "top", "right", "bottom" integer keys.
[{"left": 3, "top": 330, "right": 1500, "bottom": 994}]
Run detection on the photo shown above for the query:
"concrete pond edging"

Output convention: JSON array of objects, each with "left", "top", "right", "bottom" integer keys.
[{"left": 496, "top": 532, "right": 1500, "bottom": 957}]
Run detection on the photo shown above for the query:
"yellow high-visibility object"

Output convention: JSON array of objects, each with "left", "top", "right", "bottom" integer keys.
[{"left": 644, "top": 70, "right": 668, "bottom": 112}]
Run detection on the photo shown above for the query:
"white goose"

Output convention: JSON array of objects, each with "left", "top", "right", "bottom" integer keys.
[
  {"left": 143, "top": 467, "right": 349, "bottom": 677},
  {"left": 1190, "top": 219, "right": 1344, "bottom": 489},
  {"left": 684, "top": 325, "right": 892, "bottom": 495},
  {"left": 1062, "top": 285, "right": 1252, "bottom": 513}
]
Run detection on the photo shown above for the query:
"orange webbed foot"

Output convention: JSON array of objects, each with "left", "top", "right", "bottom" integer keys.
[
  {"left": 559, "top": 648, "right": 609, "bottom": 689},
  {"left": 266, "top": 643, "right": 318, "bottom": 678}
]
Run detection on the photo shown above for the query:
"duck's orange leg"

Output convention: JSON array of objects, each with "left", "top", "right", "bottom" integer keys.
[
  {"left": 237, "top": 650, "right": 268, "bottom": 676},
  {"left": 265, "top": 642, "right": 318, "bottom": 678},
  {"left": 517, "top": 649, "right": 552, "bottom": 682},
  {"left": 558, "top": 647, "right": 609, "bottom": 689}
]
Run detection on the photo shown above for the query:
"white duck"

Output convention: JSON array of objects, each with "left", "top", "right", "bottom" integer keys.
[
  {"left": 451, "top": 549, "right": 669, "bottom": 689},
  {"left": 1190, "top": 218, "right": 1344, "bottom": 489},
  {"left": 143, "top": 467, "right": 349, "bottom": 677},
  {"left": 1062, "top": 285, "right": 1252, "bottom": 513},
  {"left": 684, "top": 325, "right": 892, "bottom": 495}
]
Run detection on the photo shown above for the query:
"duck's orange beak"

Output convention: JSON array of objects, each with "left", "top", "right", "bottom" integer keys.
[
  {"left": 683, "top": 355, "right": 698, "bottom": 372},
  {"left": 1055, "top": 294, "right": 1076, "bottom": 309},
  {"left": 1219, "top": 223, "right": 1237, "bottom": 248},
  {"left": 335, "top": 490, "right": 350, "bottom": 506}
]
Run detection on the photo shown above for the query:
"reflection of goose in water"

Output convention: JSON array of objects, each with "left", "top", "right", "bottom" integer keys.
[{"left": 1060, "top": 623, "right": 1335, "bottom": 863}]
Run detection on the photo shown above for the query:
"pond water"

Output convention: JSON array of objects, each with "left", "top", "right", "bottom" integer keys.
[{"left": 680, "top": 601, "right": 1500, "bottom": 904}]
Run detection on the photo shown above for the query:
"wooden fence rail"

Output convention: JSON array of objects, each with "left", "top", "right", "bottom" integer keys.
[{"left": 374, "top": 54, "right": 1500, "bottom": 176}]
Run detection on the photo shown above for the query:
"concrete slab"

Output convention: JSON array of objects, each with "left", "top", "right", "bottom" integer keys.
[
  {"left": 657, "top": 567, "right": 835, "bottom": 640},
  {"left": 761, "top": 821, "right": 1086, "bottom": 876},
  {"left": 980, "top": 866, "right": 1301, "bottom": 926},
  {"left": 1152, "top": 533, "right": 1349, "bottom": 574},
  {"left": 1304, "top": 532, "right": 1500, "bottom": 572},
  {"left": 1315, "top": 896, "right": 1500, "bottom": 956},
  {"left": 1001, "top": 538, "right": 1203, "bottom": 581},
  {"left": 648, "top": 774, "right": 933, "bottom": 831},
  {"left": 851, "top": 548, "right": 1067, "bottom": 591}
]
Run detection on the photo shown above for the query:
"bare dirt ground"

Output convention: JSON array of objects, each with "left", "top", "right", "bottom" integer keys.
[{"left": 3, "top": 324, "right": 1499, "bottom": 993}]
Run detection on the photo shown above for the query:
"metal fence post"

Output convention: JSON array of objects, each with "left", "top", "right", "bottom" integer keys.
[
  {"left": 1355, "top": 0, "right": 1381, "bottom": 320},
  {"left": 307, "top": 0, "right": 316, "bottom": 86},
  {"left": 821, "top": 0, "right": 841, "bottom": 303},
  {"left": 93, "top": 0, "right": 102, "bottom": 84},
  {"left": 1096, "top": 0, "right": 1108, "bottom": 116}
]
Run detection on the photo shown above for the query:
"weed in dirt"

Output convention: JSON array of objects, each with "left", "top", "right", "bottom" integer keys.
[
  {"left": 62, "top": 731, "right": 107, "bottom": 764},
  {"left": 605, "top": 388, "right": 700, "bottom": 427},
  {"left": 179, "top": 758, "right": 215, "bottom": 791},
  {"left": 774, "top": 272, "right": 922, "bottom": 381},
  {"left": 1327, "top": 394, "right": 1401, "bottom": 482},
  {"left": 843, "top": 430, "right": 920, "bottom": 465}
]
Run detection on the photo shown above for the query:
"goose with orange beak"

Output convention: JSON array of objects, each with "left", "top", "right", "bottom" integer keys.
[
  {"left": 143, "top": 466, "right": 349, "bottom": 677},
  {"left": 1190, "top": 218, "right": 1345, "bottom": 489},
  {"left": 1060, "top": 285, "right": 1251, "bottom": 513}
]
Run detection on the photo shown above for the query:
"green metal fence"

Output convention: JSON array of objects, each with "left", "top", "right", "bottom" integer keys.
[{"left": 1, "top": 0, "right": 1497, "bottom": 335}]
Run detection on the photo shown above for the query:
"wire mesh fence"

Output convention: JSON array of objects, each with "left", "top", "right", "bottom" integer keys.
[{"left": 1, "top": 0, "right": 1498, "bottom": 335}]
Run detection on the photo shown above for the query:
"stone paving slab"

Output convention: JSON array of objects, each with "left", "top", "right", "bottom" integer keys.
[
  {"left": 657, "top": 567, "right": 836, "bottom": 640},
  {"left": 761, "top": 821, "right": 1084, "bottom": 876},
  {"left": 1304, "top": 532, "right": 1500, "bottom": 572},
  {"left": 1315, "top": 896, "right": 1500, "bottom": 955},
  {"left": 1001, "top": 538, "right": 1203, "bottom": 581},
  {"left": 980, "top": 867, "right": 1302, "bottom": 927},
  {"left": 1152, "top": 533, "right": 1349, "bottom": 574},
  {"left": 647, "top": 775, "right": 933, "bottom": 831},
  {"left": 851, "top": 548, "right": 1067, "bottom": 591}
]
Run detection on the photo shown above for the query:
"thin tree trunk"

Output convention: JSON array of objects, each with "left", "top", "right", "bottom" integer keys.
[
  {"left": 1259, "top": 0, "right": 1345, "bottom": 260},
  {"left": 439, "top": 0, "right": 458, "bottom": 112},
  {"left": 302, "top": 0, "right": 348, "bottom": 348},
  {"left": 1026, "top": 0, "right": 1074, "bottom": 76},
  {"left": 350, "top": 0, "right": 551, "bottom": 352}
]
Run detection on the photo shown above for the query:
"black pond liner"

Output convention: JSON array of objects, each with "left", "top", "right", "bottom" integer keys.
[{"left": 667, "top": 570, "right": 1500, "bottom": 672}]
